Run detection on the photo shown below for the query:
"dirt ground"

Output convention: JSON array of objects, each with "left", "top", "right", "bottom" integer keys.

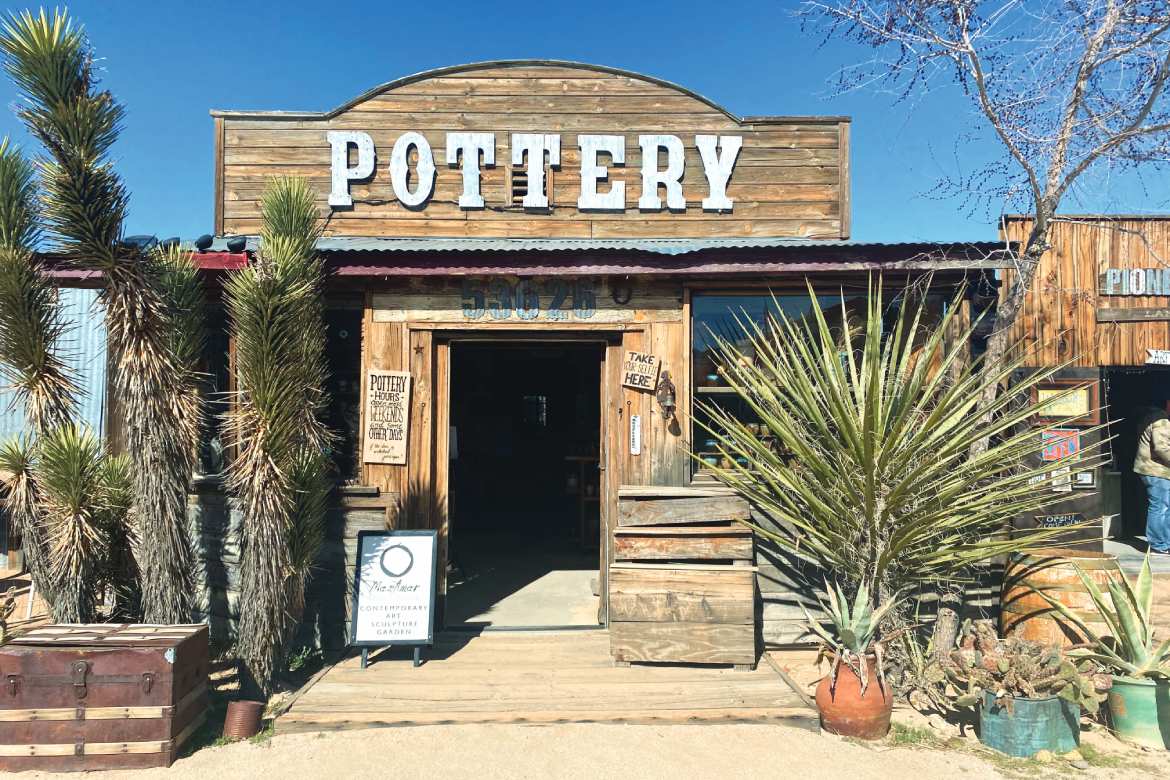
[
  {"left": 8, "top": 717, "right": 1166, "bottom": 780},
  {"left": 3, "top": 576, "right": 1168, "bottom": 778}
]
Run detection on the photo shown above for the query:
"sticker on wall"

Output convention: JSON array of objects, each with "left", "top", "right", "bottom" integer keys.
[
  {"left": 364, "top": 369, "right": 411, "bottom": 465},
  {"left": 1040, "top": 429, "right": 1081, "bottom": 462},
  {"left": 621, "top": 350, "right": 660, "bottom": 391}
]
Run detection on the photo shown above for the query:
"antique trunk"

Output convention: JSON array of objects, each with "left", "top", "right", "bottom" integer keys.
[{"left": 0, "top": 624, "right": 208, "bottom": 772}]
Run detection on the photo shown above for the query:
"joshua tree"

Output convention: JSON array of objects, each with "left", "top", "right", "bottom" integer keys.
[
  {"left": 224, "top": 177, "right": 332, "bottom": 695},
  {"left": 0, "top": 136, "right": 77, "bottom": 613},
  {"left": 0, "top": 9, "right": 204, "bottom": 623},
  {"left": 0, "top": 135, "right": 142, "bottom": 623}
]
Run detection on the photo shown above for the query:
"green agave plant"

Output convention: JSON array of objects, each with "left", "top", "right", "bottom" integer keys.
[
  {"left": 802, "top": 580, "right": 903, "bottom": 693},
  {"left": 1039, "top": 554, "right": 1170, "bottom": 680}
]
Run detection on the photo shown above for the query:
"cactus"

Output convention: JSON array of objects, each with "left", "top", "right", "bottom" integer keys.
[{"left": 940, "top": 621, "right": 1111, "bottom": 715}]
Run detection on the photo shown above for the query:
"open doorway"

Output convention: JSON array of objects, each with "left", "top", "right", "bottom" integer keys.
[
  {"left": 445, "top": 341, "right": 604, "bottom": 628},
  {"left": 1103, "top": 366, "right": 1170, "bottom": 541}
]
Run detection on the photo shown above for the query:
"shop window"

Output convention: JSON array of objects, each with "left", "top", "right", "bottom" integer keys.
[
  {"left": 196, "top": 304, "right": 230, "bottom": 476},
  {"left": 195, "top": 302, "right": 362, "bottom": 482},
  {"left": 690, "top": 289, "right": 944, "bottom": 478},
  {"left": 324, "top": 306, "right": 363, "bottom": 484}
]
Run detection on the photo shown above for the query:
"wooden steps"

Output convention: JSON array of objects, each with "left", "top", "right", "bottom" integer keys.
[{"left": 276, "top": 630, "right": 813, "bottom": 734}]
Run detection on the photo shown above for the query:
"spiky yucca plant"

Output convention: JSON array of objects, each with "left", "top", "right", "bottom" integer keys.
[
  {"left": 0, "top": 136, "right": 80, "bottom": 613},
  {"left": 0, "top": 427, "right": 133, "bottom": 623},
  {"left": 225, "top": 176, "right": 332, "bottom": 695},
  {"left": 0, "top": 138, "right": 76, "bottom": 434},
  {"left": 0, "top": 9, "right": 203, "bottom": 623},
  {"left": 697, "top": 282, "right": 1106, "bottom": 619},
  {"left": 35, "top": 424, "right": 110, "bottom": 622}
]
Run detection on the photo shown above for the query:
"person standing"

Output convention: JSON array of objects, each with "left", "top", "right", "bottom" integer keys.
[{"left": 1133, "top": 406, "right": 1170, "bottom": 555}]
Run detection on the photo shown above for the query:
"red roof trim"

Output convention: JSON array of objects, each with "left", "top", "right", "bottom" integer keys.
[{"left": 194, "top": 252, "right": 248, "bottom": 270}]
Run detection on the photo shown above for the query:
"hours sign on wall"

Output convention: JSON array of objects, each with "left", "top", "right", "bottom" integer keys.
[{"left": 364, "top": 370, "right": 411, "bottom": 465}]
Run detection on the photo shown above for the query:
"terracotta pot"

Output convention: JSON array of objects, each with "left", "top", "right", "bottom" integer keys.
[{"left": 815, "top": 655, "right": 892, "bottom": 739}]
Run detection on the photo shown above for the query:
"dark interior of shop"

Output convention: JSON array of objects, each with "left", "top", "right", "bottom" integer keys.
[
  {"left": 445, "top": 341, "right": 603, "bottom": 628},
  {"left": 1104, "top": 366, "right": 1170, "bottom": 540}
]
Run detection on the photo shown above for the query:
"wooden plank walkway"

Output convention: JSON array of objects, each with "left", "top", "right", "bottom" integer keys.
[{"left": 277, "top": 630, "right": 816, "bottom": 733}]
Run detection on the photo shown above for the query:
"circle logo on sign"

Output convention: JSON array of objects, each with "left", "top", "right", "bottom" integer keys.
[{"left": 379, "top": 543, "right": 414, "bottom": 578}]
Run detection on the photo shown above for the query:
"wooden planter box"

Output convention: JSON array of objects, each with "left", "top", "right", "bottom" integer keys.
[
  {"left": 609, "top": 563, "right": 757, "bottom": 666},
  {"left": 610, "top": 488, "right": 758, "bottom": 668},
  {"left": 0, "top": 624, "right": 209, "bottom": 772}
]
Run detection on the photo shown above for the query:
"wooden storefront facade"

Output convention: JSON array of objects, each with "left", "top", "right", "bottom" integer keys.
[
  {"left": 1003, "top": 215, "right": 1170, "bottom": 543},
  {"left": 203, "top": 61, "right": 1008, "bottom": 650}
]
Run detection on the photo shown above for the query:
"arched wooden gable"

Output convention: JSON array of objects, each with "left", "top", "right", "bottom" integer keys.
[{"left": 213, "top": 61, "right": 849, "bottom": 239}]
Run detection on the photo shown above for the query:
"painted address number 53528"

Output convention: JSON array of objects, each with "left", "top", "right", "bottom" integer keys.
[{"left": 461, "top": 279, "right": 596, "bottom": 320}]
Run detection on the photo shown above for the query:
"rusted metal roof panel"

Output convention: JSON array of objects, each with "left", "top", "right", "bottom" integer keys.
[{"left": 206, "top": 236, "right": 1013, "bottom": 276}]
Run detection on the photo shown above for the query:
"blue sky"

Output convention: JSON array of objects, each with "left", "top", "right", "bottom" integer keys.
[{"left": 0, "top": 0, "right": 1163, "bottom": 243}]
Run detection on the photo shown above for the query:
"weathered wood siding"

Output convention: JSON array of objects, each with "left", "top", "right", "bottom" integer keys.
[
  {"left": 1003, "top": 216, "right": 1170, "bottom": 367},
  {"left": 215, "top": 62, "right": 848, "bottom": 239},
  {"left": 189, "top": 486, "right": 393, "bottom": 650}
]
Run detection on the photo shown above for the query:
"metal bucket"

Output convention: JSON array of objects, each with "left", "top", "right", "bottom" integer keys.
[
  {"left": 223, "top": 700, "right": 265, "bottom": 740},
  {"left": 978, "top": 692, "right": 1080, "bottom": 757}
]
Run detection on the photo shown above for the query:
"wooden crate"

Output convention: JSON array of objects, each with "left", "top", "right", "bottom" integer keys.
[
  {"left": 0, "top": 624, "right": 208, "bottom": 772},
  {"left": 614, "top": 524, "right": 754, "bottom": 561},
  {"left": 609, "top": 564, "right": 757, "bottom": 665},
  {"left": 610, "top": 489, "right": 758, "bottom": 668}
]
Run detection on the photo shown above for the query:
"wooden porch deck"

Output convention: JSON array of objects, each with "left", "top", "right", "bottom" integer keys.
[{"left": 276, "top": 630, "right": 816, "bottom": 734}]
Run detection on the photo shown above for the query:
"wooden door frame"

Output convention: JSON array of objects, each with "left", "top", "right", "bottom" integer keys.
[{"left": 430, "top": 327, "right": 633, "bottom": 628}]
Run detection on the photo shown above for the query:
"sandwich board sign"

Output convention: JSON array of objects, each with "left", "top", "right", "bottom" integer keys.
[{"left": 350, "top": 529, "right": 438, "bottom": 668}]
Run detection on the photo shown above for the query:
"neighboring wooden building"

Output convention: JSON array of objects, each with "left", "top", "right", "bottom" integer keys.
[
  {"left": 1002, "top": 215, "right": 1170, "bottom": 543},
  {"left": 197, "top": 60, "right": 1013, "bottom": 653}
]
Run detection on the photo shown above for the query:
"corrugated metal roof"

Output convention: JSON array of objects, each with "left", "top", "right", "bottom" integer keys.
[{"left": 209, "top": 235, "right": 1013, "bottom": 257}]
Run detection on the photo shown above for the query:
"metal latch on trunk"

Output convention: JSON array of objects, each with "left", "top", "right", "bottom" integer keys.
[
  {"left": 71, "top": 660, "right": 89, "bottom": 699},
  {"left": 5, "top": 674, "right": 19, "bottom": 696}
]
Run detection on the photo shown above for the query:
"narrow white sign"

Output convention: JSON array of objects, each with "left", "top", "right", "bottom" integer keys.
[{"left": 630, "top": 414, "right": 642, "bottom": 456}]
